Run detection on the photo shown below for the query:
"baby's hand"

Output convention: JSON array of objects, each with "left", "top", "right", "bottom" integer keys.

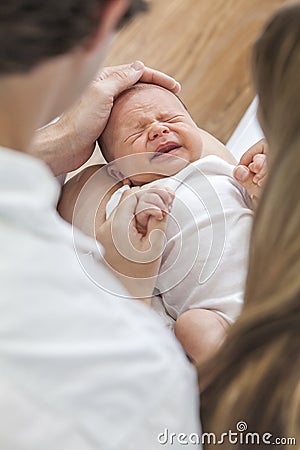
[
  {"left": 248, "top": 153, "right": 268, "bottom": 187},
  {"left": 135, "top": 186, "right": 175, "bottom": 235},
  {"left": 233, "top": 139, "right": 268, "bottom": 209}
]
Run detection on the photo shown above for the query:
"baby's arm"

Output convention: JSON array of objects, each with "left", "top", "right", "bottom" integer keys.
[{"left": 174, "top": 309, "right": 228, "bottom": 364}]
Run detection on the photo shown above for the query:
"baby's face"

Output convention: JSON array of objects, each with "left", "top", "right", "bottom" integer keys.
[{"left": 101, "top": 85, "right": 205, "bottom": 184}]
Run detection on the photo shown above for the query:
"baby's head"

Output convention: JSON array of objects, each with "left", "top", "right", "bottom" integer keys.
[{"left": 98, "top": 83, "right": 204, "bottom": 185}]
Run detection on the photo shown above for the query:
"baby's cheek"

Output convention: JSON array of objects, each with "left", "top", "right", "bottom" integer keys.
[
  {"left": 188, "top": 130, "right": 204, "bottom": 157},
  {"left": 113, "top": 144, "right": 130, "bottom": 160},
  {"left": 133, "top": 136, "right": 149, "bottom": 154}
]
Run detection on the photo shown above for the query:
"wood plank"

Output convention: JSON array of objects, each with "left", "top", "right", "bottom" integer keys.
[{"left": 103, "top": 0, "right": 287, "bottom": 143}]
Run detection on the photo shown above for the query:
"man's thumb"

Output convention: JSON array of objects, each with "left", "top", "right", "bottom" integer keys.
[
  {"left": 111, "top": 61, "right": 145, "bottom": 96},
  {"left": 144, "top": 216, "right": 168, "bottom": 258}
]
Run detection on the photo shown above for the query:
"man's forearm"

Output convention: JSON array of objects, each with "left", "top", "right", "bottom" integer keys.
[{"left": 29, "top": 120, "right": 77, "bottom": 176}]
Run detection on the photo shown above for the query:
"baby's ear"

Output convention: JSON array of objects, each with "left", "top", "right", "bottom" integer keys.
[{"left": 106, "top": 163, "right": 130, "bottom": 185}]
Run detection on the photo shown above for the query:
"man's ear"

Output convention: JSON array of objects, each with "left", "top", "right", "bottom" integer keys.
[{"left": 107, "top": 163, "right": 131, "bottom": 186}]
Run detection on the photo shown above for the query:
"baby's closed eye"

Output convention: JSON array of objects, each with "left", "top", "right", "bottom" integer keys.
[
  {"left": 165, "top": 114, "right": 185, "bottom": 122},
  {"left": 124, "top": 130, "right": 144, "bottom": 143}
]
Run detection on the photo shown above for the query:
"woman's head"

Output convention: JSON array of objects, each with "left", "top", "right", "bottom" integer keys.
[
  {"left": 200, "top": 4, "right": 300, "bottom": 444},
  {"left": 248, "top": 3, "right": 300, "bottom": 314},
  {"left": 253, "top": 2, "right": 300, "bottom": 152}
]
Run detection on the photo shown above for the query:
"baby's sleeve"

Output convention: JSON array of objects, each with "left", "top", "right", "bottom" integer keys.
[{"left": 105, "top": 185, "right": 131, "bottom": 219}]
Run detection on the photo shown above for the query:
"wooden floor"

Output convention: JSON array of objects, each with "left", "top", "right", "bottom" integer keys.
[{"left": 103, "top": 0, "right": 287, "bottom": 144}]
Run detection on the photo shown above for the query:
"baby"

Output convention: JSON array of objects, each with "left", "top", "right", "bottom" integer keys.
[{"left": 59, "top": 83, "right": 253, "bottom": 363}]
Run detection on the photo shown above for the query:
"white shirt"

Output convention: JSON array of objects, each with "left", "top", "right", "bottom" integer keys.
[
  {"left": 107, "top": 156, "right": 253, "bottom": 327},
  {"left": 0, "top": 146, "right": 201, "bottom": 449}
]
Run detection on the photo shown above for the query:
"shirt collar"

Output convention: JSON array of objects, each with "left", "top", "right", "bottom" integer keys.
[{"left": 0, "top": 145, "right": 60, "bottom": 208}]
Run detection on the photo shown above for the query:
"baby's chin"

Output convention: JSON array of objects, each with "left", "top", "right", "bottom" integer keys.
[
  {"left": 129, "top": 173, "right": 168, "bottom": 186},
  {"left": 151, "top": 152, "right": 190, "bottom": 172},
  {"left": 130, "top": 158, "right": 190, "bottom": 185}
]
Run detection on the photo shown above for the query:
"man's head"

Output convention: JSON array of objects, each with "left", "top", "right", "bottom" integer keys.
[
  {"left": 0, "top": 1, "right": 146, "bottom": 75},
  {"left": 0, "top": 1, "right": 147, "bottom": 128},
  {"left": 99, "top": 83, "right": 205, "bottom": 185}
]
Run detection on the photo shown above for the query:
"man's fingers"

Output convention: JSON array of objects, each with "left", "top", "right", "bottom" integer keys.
[
  {"left": 97, "top": 61, "right": 181, "bottom": 96},
  {"left": 142, "top": 215, "right": 168, "bottom": 255},
  {"left": 96, "top": 62, "right": 145, "bottom": 98},
  {"left": 139, "top": 66, "right": 181, "bottom": 93}
]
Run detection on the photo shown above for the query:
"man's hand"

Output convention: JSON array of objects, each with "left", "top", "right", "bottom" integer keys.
[
  {"left": 233, "top": 139, "right": 268, "bottom": 209},
  {"left": 97, "top": 187, "right": 174, "bottom": 302},
  {"left": 32, "top": 62, "right": 180, "bottom": 176}
]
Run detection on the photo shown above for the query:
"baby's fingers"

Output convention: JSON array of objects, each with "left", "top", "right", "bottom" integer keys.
[
  {"left": 136, "top": 207, "right": 164, "bottom": 229},
  {"left": 238, "top": 138, "right": 268, "bottom": 167},
  {"left": 135, "top": 193, "right": 169, "bottom": 231},
  {"left": 248, "top": 154, "right": 264, "bottom": 173},
  {"left": 139, "top": 186, "right": 174, "bottom": 210},
  {"left": 252, "top": 155, "right": 268, "bottom": 185}
]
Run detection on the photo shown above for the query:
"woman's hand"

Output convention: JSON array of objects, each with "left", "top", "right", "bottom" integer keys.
[
  {"left": 97, "top": 186, "right": 174, "bottom": 302},
  {"left": 233, "top": 139, "right": 268, "bottom": 209},
  {"left": 32, "top": 62, "right": 180, "bottom": 176}
]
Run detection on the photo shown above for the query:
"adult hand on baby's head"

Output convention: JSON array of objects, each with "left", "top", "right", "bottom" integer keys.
[
  {"left": 233, "top": 139, "right": 268, "bottom": 209},
  {"left": 96, "top": 186, "right": 174, "bottom": 302},
  {"left": 97, "top": 61, "right": 181, "bottom": 98},
  {"left": 56, "top": 62, "right": 180, "bottom": 174}
]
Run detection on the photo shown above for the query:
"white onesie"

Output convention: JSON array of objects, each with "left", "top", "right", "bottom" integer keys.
[{"left": 106, "top": 155, "right": 253, "bottom": 328}]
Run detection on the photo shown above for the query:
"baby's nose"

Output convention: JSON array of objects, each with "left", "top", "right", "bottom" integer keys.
[{"left": 149, "top": 123, "right": 170, "bottom": 140}]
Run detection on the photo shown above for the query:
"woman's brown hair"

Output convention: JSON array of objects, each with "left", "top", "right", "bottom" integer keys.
[{"left": 199, "top": 3, "right": 300, "bottom": 448}]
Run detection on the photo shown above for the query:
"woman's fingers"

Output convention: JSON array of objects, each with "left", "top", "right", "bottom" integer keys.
[
  {"left": 233, "top": 165, "right": 251, "bottom": 183},
  {"left": 234, "top": 140, "right": 268, "bottom": 210},
  {"left": 233, "top": 165, "right": 261, "bottom": 210}
]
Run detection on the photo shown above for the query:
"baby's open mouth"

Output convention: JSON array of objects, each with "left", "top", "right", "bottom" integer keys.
[{"left": 152, "top": 143, "right": 181, "bottom": 159}]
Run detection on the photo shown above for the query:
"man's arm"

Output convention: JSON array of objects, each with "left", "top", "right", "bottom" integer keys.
[
  {"left": 30, "top": 62, "right": 180, "bottom": 176},
  {"left": 30, "top": 119, "right": 74, "bottom": 177}
]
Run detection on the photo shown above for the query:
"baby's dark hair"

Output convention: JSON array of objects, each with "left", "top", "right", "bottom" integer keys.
[{"left": 97, "top": 83, "right": 188, "bottom": 162}]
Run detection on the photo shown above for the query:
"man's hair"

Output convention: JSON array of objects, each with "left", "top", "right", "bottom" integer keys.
[{"left": 0, "top": 0, "right": 147, "bottom": 75}]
